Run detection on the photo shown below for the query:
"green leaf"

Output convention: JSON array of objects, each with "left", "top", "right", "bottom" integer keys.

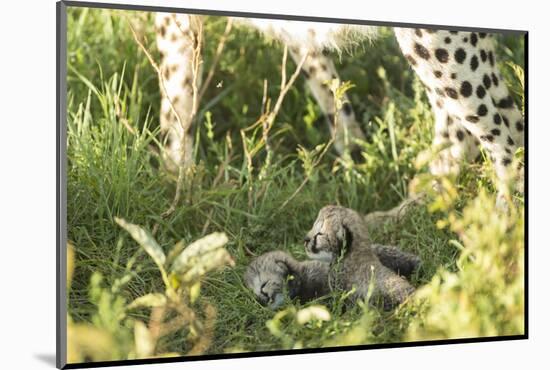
[
  {"left": 296, "top": 305, "right": 331, "bottom": 325},
  {"left": 115, "top": 217, "right": 165, "bottom": 267},
  {"left": 171, "top": 232, "right": 233, "bottom": 283},
  {"left": 114, "top": 217, "right": 169, "bottom": 287},
  {"left": 127, "top": 293, "right": 167, "bottom": 310}
]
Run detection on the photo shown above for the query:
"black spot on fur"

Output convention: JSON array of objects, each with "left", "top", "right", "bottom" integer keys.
[
  {"left": 493, "top": 113, "right": 501, "bottom": 125},
  {"left": 483, "top": 74, "right": 491, "bottom": 89},
  {"left": 456, "top": 130, "right": 465, "bottom": 141},
  {"left": 476, "top": 85, "right": 486, "bottom": 99},
  {"left": 460, "top": 81, "right": 473, "bottom": 97},
  {"left": 414, "top": 43, "right": 430, "bottom": 59},
  {"left": 481, "top": 135, "right": 494, "bottom": 142},
  {"left": 445, "top": 87, "right": 458, "bottom": 99},
  {"left": 434, "top": 70, "right": 442, "bottom": 78},
  {"left": 480, "top": 49, "right": 487, "bottom": 62},
  {"left": 516, "top": 121, "right": 524, "bottom": 132},
  {"left": 477, "top": 104, "right": 488, "bottom": 116},
  {"left": 503, "top": 116, "right": 510, "bottom": 127},
  {"left": 447, "top": 116, "right": 454, "bottom": 125},
  {"left": 498, "top": 96, "right": 514, "bottom": 109},
  {"left": 451, "top": 73, "right": 457, "bottom": 79},
  {"left": 491, "top": 73, "right": 499, "bottom": 87},
  {"left": 507, "top": 136, "right": 515, "bottom": 146},
  {"left": 435, "top": 48, "right": 449, "bottom": 63},
  {"left": 470, "top": 33, "right": 478, "bottom": 47},
  {"left": 502, "top": 158, "right": 512, "bottom": 166},
  {"left": 479, "top": 32, "right": 487, "bottom": 38},
  {"left": 454, "top": 48, "right": 467, "bottom": 63},
  {"left": 415, "top": 29, "right": 423, "bottom": 37},
  {"left": 463, "top": 37, "right": 468, "bottom": 43},
  {"left": 466, "top": 115, "right": 479, "bottom": 123},
  {"left": 435, "top": 88, "right": 445, "bottom": 97},
  {"left": 491, "top": 128, "right": 501, "bottom": 136},
  {"left": 406, "top": 54, "right": 417, "bottom": 66},
  {"left": 470, "top": 55, "right": 479, "bottom": 71},
  {"left": 444, "top": 37, "right": 451, "bottom": 44}
]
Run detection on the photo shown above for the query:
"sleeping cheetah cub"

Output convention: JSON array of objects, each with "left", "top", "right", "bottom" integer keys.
[
  {"left": 304, "top": 205, "right": 416, "bottom": 310},
  {"left": 244, "top": 250, "right": 330, "bottom": 309},
  {"left": 245, "top": 246, "right": 420, "bottom": 309}
]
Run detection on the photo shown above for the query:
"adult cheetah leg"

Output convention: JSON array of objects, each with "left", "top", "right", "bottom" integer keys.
[
  {"left": 395, "top": 28, "right": 523, "bottom": 206},
  {"left": 288, "top": 45, "right": 366, "bottom": 155},
  {"left": 474, "top": 35, "right": 525, "bottom": 192},
  {"left": 425, "top": 90, "right": 480, "bottom": 178},
  {"left": 155, "top": 13, "right": 203, "bottom": 171}
]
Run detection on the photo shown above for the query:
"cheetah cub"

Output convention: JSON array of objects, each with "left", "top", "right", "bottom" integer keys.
[
  {"left": 304, "top": 205, "right": 417, "bottom": 310},
  {"left": 245, "top": 246, "right": 420, "bottom": 309},
  {"left": 244, "top": 250, "right": 330, "bottom": 309}
]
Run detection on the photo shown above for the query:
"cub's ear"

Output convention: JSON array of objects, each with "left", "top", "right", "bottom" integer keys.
[
  {"left": 337, "top": 224, "right": 354, "bottom": 252},
  {"left": 344, "top": 225, "right": 354, "bottom": 249},
  {"left": 275, "top": 259, "right": 289, "bottom": 275}
]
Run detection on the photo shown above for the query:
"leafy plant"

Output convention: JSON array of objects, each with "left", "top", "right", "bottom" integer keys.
[
  {"left": 406, "top": 189, "right": 524, "bottom": 340},
  {"left": 66, "top": 219, "right": 235, "bottom": 362}
]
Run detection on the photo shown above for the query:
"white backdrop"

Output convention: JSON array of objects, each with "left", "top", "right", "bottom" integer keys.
[{"left": 0, "top": 0, "right": 546, "bottom": 368}]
